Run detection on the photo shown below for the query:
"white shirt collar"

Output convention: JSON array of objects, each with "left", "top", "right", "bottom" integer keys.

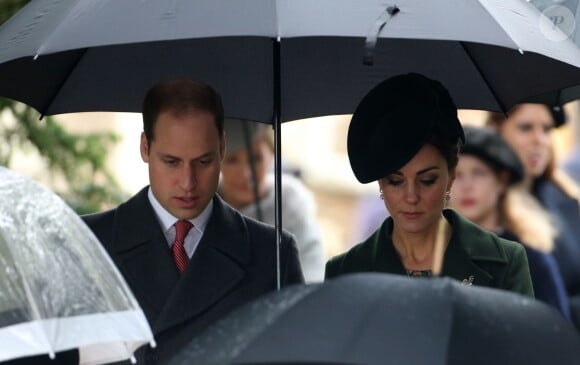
[{"left": 147, "top": 187, "right": 213, "bottom": 236}]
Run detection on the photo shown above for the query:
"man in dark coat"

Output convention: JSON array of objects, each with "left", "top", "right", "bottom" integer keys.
[{"left": 83, "top": 79, "right": 304, "bottom": 364}]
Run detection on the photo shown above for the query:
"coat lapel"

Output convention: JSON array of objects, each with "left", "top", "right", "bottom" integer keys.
[
  {"left": 442, "top": 239, "right": 493, "bottom": 287},
  {"left": 441, "top": 209, "right": 509, "bottom": 287},
  {"left": 153, "top": 196, "right": 251, "bottom": 334},
  {"left": 113, "top": 188, "right": 180, "bottom": 322}
]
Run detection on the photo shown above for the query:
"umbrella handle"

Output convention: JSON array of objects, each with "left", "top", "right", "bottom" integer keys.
[{"left": 364, "top": 5, "right": 400, "bottom": 66}]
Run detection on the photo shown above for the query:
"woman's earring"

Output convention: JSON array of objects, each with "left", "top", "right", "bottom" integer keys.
[
  {"left": 379, "top": 190, "right": 384, "bottom": 200},
  {"left": 444, "top": 190, "right": 451, "bottom": 202}
]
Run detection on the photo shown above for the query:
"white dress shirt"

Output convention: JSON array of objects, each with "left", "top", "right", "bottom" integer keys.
[{"left": 148, "top": 187, "right": 213, "bottom": 258}]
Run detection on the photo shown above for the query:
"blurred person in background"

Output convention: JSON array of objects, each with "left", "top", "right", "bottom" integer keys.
[
  {"left": 560, "top": 103, "right": 580, "bottom": 185},
  {"left": 450, "top": 125, "right": 569, "bottom": 319},
  {"left": 325, "top": 73, "right": 533, "bottom": 296},
  {"left": 349, "top": 193, "right": 390, "bottom": 246},
  {"left": 219, "top": 118, "right": 326, "bottom": 282},
  {"left": 487, "top": 103, "right": 580, "bottom": 299}
]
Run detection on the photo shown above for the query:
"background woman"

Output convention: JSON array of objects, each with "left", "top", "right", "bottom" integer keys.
[
  {"left": 450, "top": 125, "right": 569, "bottom": 318},
  {"left": 325, "top": 73, "right": 533, "bottom": 296},
  {"left": 219, "top": 118, "right": 326, "bottom": 282},
  {"left": 488, "top": 104, "right": 580, "bottom": 298}
]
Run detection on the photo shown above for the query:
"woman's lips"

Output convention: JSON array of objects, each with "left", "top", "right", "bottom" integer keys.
[
  {"left": 461, "top": 198, "right": 476, "bottom": 207},
  {"left": 402, "top": 211, "right": 422, "bottom": 219},
  {"left": 528, "top": 152, "right": 544, "bottom": 167}
]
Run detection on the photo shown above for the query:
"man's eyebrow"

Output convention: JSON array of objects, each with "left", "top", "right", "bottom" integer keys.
[{"left": 156, "top": 151, "right": 216, "bottom": 160}]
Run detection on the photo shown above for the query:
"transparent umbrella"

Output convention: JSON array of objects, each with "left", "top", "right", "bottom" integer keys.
[{"left": 0, "top": 167, "right": 155, "bottom": 364}]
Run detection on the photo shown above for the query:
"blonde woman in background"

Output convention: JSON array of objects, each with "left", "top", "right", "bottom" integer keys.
[
  {"left": 219, "top": 118, "right": 326, "bottom": 282},
  {"left": 451, "top": 125, "right": 570, "bottom": 319},
  {"left": 488, "top": 104, "right": 580, "bottom": 299}
]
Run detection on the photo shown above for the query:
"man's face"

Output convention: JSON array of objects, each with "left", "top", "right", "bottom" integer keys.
[{"left": 141, "top": 110, "right": 224, "bottom": 219}]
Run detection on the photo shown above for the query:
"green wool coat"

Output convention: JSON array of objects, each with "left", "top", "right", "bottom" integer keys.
[{"left": 326, "top": 209, "right": 534, "bottom": 297}]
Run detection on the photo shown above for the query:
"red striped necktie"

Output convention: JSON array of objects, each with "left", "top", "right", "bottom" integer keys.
[{"left": 172, "top": 220, "right": 193, "bottom": 274}]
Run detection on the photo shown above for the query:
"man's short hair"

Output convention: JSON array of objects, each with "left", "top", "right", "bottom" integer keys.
[{"left": 142, "top": 78, "right": 224, "bottom": 144}]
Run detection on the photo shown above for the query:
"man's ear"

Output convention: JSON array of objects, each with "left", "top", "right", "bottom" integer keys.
[{"left": 140, "top": 132, "right": 149, "bottom": 163}]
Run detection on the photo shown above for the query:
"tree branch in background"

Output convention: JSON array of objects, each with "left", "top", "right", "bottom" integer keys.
[{"left": 0, "top": 1, "right": 128, "bottom": 214}]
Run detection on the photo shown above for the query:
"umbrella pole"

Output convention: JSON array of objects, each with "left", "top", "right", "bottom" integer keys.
[{"left": 273, "top": 38, "right": 282, "bottom": 290}]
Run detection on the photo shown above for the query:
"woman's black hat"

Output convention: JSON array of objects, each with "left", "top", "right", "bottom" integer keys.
[
  {"left": 347, "top": 73, "right": 465, "bottom": 183},
  {"left": 461, "top": 126, "right": 524, "bottom": 183},
  {"left": 521, "top": 92, "right": 567, "bottom": 127}
]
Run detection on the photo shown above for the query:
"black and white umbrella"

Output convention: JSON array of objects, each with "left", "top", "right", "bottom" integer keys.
[{"left": 0, "top": 0, "right": 579, "bottom": 120}]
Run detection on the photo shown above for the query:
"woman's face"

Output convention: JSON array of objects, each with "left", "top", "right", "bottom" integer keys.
[
  {"left": 497, "top": 104, "right": 554, "bottom": 179},
  {"left": 220, "top": 138, "right": 273, "bottom": 209},
  {"left": 378, "top": 144, "right": 455, "bottom": 235},
  {"left": 450, "top": 155, "right": 506, "bottom": 227}
]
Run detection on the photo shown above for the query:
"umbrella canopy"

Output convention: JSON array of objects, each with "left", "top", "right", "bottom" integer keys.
[
  {"left": 0, "top": 0, "right": 579, "bottom": 121},
  {"left": 168, "top": 273, "right": 580, "bottom": 365},
  {"left": 0, "top": 167, "right": 155, "bottom": 364}
]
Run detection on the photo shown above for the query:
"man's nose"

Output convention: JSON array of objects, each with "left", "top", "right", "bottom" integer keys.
[{"left": 179, "top": 165, "right": 197, "bottom": 191}]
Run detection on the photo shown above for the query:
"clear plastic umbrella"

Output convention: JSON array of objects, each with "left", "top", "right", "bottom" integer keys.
[{"left": 0, "top": 166, "right": 155, "bottom": 364}]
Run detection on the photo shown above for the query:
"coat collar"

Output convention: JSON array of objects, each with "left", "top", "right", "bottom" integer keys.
[
  {"left": 112, "top": 188, "right": 251, "bottom": 334},
  {"left": 370, "top": 209, "right": 509, "bottom": 287}
]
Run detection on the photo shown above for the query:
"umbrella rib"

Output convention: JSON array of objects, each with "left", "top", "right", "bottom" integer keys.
[
  {"left": 32, "top": 0, "right": 88, "bottom": 59},
  {"left": 13, "top": 251, "right": 56, "bottom": 358},
  {"left": 38, "top": 48, "right": 87, "bottom": 118},
  {"left": 459, "top": 41, "right": 507, "bottom": 113}
]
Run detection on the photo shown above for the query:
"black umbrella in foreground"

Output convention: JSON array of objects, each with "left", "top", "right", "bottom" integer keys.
[{"left": 168, "top": 273, "right": 580, "bottom": 365}]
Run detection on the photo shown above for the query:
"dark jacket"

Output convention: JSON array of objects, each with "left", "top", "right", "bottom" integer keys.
[
  {"left": 499, "top": 230, "right": 570, "bottom": 320},
  {"left": 326, "top": 209, "right": 534, "bottom": 297},
  {"left": 533, "top": 179, "right": 580, "bottom": 296},
  {"left": 82, "top": 187, "right": 304, "bottom": 364}
]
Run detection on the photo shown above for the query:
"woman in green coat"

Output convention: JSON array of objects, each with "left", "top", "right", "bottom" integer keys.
[{"left": 325, "top": 73, "right": 534, "bottom": 297}]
